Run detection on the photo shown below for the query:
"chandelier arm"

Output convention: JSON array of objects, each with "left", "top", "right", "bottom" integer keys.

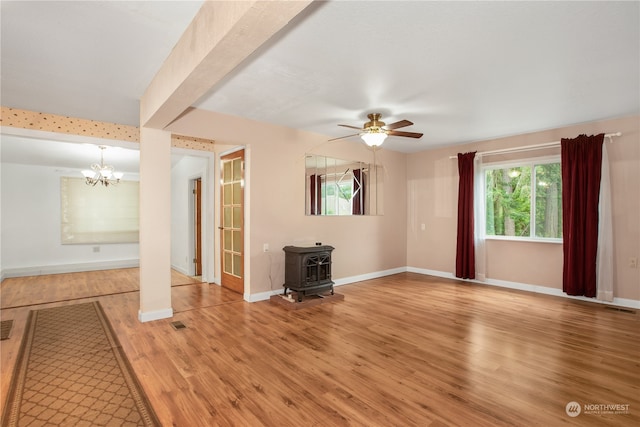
[{"left": 81, "top": 146, "right": 122, "bottom": 186}]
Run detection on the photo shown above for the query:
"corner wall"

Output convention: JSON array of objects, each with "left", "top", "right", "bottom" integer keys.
[
  {"left": 166, "top": 108, "right": 409, "bottom": 297},
  {"left": 1, "top": 107, "right": 217, "bottom": 281},
  {"left": 0, "top": 163, "right": 140, "bottom": 278},
  {"left": 406, "top": 115, "right": 640, "bottom": 304}
]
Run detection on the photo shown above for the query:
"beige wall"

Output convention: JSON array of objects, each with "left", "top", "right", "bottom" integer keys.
[
  {"left": 407, "top": 115, "right": 640, "bottom": 302},
  {"left": 5, "top": 105, "right": 636, "bottom": 303},
  {"left": 167, "top": 109, "right": 408, "bottom": 296}
]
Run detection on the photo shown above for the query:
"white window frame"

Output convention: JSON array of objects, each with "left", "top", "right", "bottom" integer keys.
[{"left": 481, "top": 154, "right": 562, "bottom": 243}]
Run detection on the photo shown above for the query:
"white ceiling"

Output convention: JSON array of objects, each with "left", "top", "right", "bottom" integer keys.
[
  {"left": 1, "top": 0, "right": 204, "bottom": 127},
  {"left": 1, "top": 0, "right": 638, "bottom": 166}
]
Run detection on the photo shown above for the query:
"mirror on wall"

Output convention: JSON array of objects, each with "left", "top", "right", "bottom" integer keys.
[{"left": 305, "top": 154, "right": 383, "bottom": 216}]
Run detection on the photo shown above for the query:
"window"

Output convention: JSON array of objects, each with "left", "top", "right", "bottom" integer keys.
[
  {"left": 484, "top": 157, "right": 562, "bottom": 240},
  {"left": 321, "top": 173, "right": 354, "bottom": 215},
  {"left": 61, "top": 177, "right": 139, "bottom": 244}
]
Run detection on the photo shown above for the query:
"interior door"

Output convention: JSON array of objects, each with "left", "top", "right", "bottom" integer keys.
[
  {"left": 193, "top": 178, "right": 202, "bottom": 277},
  {"left": 220, "top": 150, "right": 244, "bottom": 294}
]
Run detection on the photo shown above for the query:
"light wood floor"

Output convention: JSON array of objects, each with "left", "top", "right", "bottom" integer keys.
[{"left": 1, "top": 270, "right": 638, "bottom": 426}]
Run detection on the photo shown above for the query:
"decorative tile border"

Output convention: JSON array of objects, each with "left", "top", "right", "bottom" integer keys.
[
  {"left": 0, "top": 106, "right": 215, "bottom": 151},
  {"left": 171, "top": 134, "right": 216, "bottom": 152},
  {"left": 1, "top": 106, "right": 139, "bottom": 141}
]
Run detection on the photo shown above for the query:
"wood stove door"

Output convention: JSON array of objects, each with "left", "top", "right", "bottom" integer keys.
[{"left": 220, "top": 150, "right": 244, "bottom": 294}]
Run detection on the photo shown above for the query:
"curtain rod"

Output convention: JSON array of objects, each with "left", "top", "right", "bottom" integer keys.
[{"left": 448, "top": 132, "right": 622, "bottom": 159}]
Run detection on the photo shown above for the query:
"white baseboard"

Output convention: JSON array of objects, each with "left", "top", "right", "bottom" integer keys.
[
  {"left": 171, "top": 264, "right": 190, "bottom": 276},
  {"left": 1, "top": 259, "right": 140, "bottom": 281},
  {"left": 407, "top": 266, "right": 640, "bottom": 310},
  {"left": 138, "top": 307, "right": 173, "bottom": 323},
  {"left": 406, "top": 267, "right": 455, "bottom": 280},
  {"left": 333, "top": 267, "right": 407, "bottom": 286},
  {"left": 6, "top": 261, "right": 635, "bottom": 311},
  {"left": 245, "top": 289, "right": 279, "bottom": 302},
  {"left": 246, "top": 267, "right": 408, "bottom": 303}
]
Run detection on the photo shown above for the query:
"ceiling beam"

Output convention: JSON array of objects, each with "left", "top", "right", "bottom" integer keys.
[{"left": 140, "top": 0, "right": 313, "bottom": 129}]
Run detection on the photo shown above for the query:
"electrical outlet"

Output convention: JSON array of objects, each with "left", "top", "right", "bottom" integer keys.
[
  {"left": 263, "top": 243, "right": 269, "bottom": 252},
  {"left": 629, "top": 257, "right": 638, "bottom": 269},
  {"left": 93, "top": 246, "right": 100, "bottom": 253}
]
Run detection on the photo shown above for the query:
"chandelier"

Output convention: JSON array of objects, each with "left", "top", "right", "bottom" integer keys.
[{"left": 81, "top": 145, "right": 123, "bottom": 186}]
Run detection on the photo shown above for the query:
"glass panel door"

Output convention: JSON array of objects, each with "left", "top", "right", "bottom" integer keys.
[{"left": 220, "top": 150, "right": 244, "bottom": 294}]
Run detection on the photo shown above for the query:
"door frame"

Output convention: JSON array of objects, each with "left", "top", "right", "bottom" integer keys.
[
  {"left": 189, "top": 177, "right": 202, "bottom": 277},
  {"left": 172, "top": 147, "right": 216, "bottom": 283}
]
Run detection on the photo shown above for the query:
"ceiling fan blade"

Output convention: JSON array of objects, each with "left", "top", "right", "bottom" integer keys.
[
  {"left": 328, "top": 133, "right": 361, "bottom": 142},
  {"left": 387, "top": 130, "right": 424, "bottom": 139},
  {"left": 338, "top": 124, "right": 365, "bottom": 131},
  {"left": 383, "top": 120, "right": 413, "bottom": 130}
]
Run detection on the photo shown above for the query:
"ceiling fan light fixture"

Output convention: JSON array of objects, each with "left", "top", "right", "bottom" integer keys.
[
  {"left": 361, "top": 130, "right": 387, "bottom": 147},
  {"left": 332, "top": 113, "right": 421, "bottom": 145}
]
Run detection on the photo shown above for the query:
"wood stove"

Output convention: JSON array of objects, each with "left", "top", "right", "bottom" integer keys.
[{"left": 283, "top": 245, "right": 334, "bottom": 302}]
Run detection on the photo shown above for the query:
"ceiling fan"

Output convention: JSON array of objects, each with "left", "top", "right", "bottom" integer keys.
[{"left": 330, "top": 113, "right": 423, "bottom": 147}]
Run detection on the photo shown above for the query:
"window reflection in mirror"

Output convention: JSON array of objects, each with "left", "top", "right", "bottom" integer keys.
[{"left": 305, "top": 154, "right": 383, "bottom": 216}]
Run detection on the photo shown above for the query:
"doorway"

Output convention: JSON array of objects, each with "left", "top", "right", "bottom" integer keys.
[
  {"left": 220, "top": 150, "right": 244, "bottom": 294},
  {"left": 192, "top": 177, "right": 202, "bottom": 278}
]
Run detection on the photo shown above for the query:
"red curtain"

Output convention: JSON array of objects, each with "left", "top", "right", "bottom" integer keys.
[
  {"left": 456, "top": 152, "right": 476, "bottom": 279},
  {"left": 352, "top": 169, "right": 363, "bottom": 215},
  {"left": 310, "top": 175, "right": 322, "bottom": 215},
  {"left": 561, "top": 134, "right": 604, "bottom": 297}
]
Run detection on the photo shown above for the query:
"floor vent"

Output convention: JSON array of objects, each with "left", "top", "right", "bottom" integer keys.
[
  {"left": 171, "top": 321, "right": 187, "bottom": 330},
  {"left": 605, "top": 306, "right": 635, "bottom": 314}
]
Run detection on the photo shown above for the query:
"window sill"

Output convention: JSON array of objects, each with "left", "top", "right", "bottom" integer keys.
[{"left": 484, "top": 235, "right": 562, "bottom": 244}]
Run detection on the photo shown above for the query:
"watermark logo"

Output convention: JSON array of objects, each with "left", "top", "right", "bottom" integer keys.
[
  {"left": 583, "top": 403, "right": 630, "bottom": 415},
  {"left": 566, "top": 401, "right": 631, "bottom": 417},
  {"left": 566, "top": 401, "right": 581, "bottom": 417}
]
